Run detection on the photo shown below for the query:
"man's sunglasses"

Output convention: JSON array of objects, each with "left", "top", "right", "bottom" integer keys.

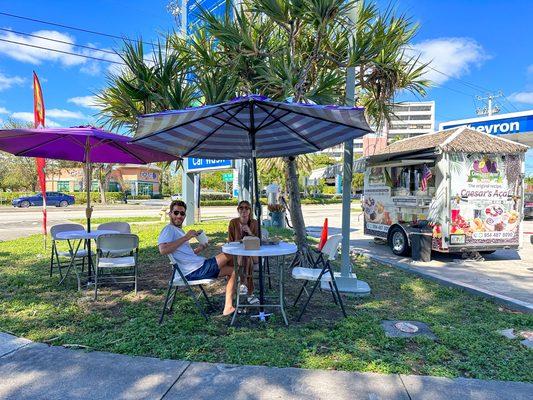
[{"left": 171, "top": 210, "right": 186, "bottom": 216}]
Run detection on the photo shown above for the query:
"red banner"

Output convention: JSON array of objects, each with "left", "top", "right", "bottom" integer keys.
[{"left": 33, "top": 71, "right": 47, "bottom": 235}]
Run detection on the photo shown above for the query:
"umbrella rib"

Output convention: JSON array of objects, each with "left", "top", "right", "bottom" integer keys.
[
  {"left": 254, "top": 102, "right": 321, "bottom": 151},
  {"left": 218, "top": 105, "right": 249, "bottom": 130},
  {"left": 256, "top": 109, "right": 292, "bottom": 132},
  {"left": 131, "top": 103, "right": 244, "bottom": 142},
  {"left": 255, "top": 103, "right": 283, "bottom": 130},
  {"left": 256, "top": 100, "right": 373, "bottom": 132},
  {"left": 15, "top": 135, "right": 65, "bottom": 156},
  {"left": 109, "top": 140, "right": 149, "bottom": 164},
  {"left": 182, "top": 103, "right": 248, "bottom": 158},
  {"left": 211, "top": 114, "right": 246, "bottom": 130}
]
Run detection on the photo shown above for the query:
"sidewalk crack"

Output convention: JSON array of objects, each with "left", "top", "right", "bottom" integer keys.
[
  {"left": 160, "top": 361, "right": 192, "bottom": 400},
  {"left": 398, "top": 374, "right": 412, "bottom": 400}
]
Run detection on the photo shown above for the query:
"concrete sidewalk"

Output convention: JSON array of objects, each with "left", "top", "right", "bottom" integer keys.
[{"left": 1, "top": 333, "right": 531, "bottom": 400}]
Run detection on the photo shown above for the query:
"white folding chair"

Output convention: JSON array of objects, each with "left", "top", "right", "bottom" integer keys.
[
  {"left": 292, "top": 234, "right": 347, "bottom": 321},
  {"left": 97, "top": 222, "right": 131, "bottom": 233},
  {"left": 159, "top": 254, "right": 217, "bottom": 323},
  {"left": 94, "top": 234, "right": 139, "bottom": 300},
  {"left": 50, "top": 223, "right": 92, "bottom": 278}
]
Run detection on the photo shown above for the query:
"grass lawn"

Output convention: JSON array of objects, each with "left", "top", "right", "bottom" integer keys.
[{"left": 0, "top": 221, "right": 531, "bottom": 383}]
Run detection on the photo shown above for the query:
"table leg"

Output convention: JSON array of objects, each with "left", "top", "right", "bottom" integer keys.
[
  {"left": 58, "top": 239, "right": 83, "bottom": 288},
  {"left": 230, "top": 255, "right": 241, "bottom": 326},
  {"left": 279, "top": 256, "right": 288, "bottom": 326}
]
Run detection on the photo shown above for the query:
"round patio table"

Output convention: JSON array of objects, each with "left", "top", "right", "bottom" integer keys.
[
  {"left": 57, "top": 229, "right": 120, "bottom": 289},
  {"left": 222, "top": 241, "right": 297, "bottom": 325}
]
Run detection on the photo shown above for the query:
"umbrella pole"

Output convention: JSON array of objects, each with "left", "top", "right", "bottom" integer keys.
[
  {"left": 85, "top": 141, "right": 94, "bottom": 281},
  {"left": 249, "top": 101, "right": 267, "bottom": 320}
]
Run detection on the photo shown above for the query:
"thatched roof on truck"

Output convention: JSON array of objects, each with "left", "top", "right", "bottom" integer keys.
[{"left": 373, "top": 126, "right": 528, "bottom": 160}]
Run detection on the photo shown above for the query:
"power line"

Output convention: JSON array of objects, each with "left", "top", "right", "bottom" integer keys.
[
  {"left": 0, "top": 37, "right": 125, "bottom": 65},
  {"left": 0, "top": 27, "right": 157, "bottom": 64},
  {"left": 0, "top": 27, "right": 118, "bottom": 56},
  {"left": 0, "top": 11, "right": 155, "bottom": 47}
]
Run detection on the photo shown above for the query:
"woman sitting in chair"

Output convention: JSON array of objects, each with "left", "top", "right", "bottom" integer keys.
[{"left": 227, "top": 200, "right": 259, "bottom": 305}]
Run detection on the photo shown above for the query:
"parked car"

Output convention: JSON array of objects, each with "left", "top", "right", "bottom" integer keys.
[
  {"left": 12, "top": 192, "right": 75, "bottom": 208},
  {"left": 525, "top": 192, "right": 533, "bottom": 220}
]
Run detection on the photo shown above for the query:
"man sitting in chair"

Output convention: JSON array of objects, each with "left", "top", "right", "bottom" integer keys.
[{"left": 158, "top": 200, "right": 236, "bottom": 316}]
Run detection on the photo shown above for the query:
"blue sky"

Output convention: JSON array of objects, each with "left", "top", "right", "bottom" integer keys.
[{"left": 0, "top": 0, "right": 532, "bottom": 171}]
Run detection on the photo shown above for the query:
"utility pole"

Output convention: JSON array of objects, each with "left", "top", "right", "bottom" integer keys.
[
  {"left": 476, "top": 91, "right": 503, "bottom": 117},
  {"left": 336, "top": 0, "right": 371, "bottom": 296}
]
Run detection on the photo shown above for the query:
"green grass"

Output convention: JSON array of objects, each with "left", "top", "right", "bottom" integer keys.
[{"left": 0, "top": 221, "right": 531, "bottom": 382}]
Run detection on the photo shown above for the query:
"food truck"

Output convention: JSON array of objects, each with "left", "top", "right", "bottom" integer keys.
[{"left": 362, "top": 126, "right": 528, "bottom": 257}]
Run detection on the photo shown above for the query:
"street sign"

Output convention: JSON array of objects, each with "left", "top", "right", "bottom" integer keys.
[
  {"left": 185, "top": 158, "right": 233, "bottom": 172},
  {"left": 222, "top": 173, "right": 233, "bottom": 182}
]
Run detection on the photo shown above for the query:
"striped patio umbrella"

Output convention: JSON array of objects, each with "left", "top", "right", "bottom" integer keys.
[{"left": 132, "top": 95, "right": 372, "bottom": 213}]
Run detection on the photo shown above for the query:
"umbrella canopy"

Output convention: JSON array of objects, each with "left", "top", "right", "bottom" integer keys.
[
  {"left": 0, "top": 126, "right": 178, "bottom": 163},
  {"left": 132, "top": 95, "right": 373, "bottom": 159},
  {"left": 0, "top": 126, "right": 180, "bottom": 234}
]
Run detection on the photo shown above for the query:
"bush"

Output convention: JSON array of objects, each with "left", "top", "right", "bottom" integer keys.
[{"left": 200, "top": 192, "right": 232, "bottom": 200}]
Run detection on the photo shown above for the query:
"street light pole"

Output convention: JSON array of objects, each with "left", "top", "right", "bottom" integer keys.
[{"left": 336, "top": 0, "right": 370, "bottom": 296}]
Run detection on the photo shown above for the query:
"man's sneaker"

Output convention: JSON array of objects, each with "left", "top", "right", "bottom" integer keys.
[
  {"left": 239, "top": 284, "right": 248, "bottom": 295},
  {"left": 247, "top": 295, "right": 260, "bottom": 305}
]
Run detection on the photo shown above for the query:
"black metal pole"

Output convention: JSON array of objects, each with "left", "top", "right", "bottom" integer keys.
[{"left": 249, "top": 100, "right": 265, "bottom": 312}]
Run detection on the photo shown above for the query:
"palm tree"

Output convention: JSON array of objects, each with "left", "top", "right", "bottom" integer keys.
[{"left": 196, "top": 0, "right": 430, "bottom": 262}]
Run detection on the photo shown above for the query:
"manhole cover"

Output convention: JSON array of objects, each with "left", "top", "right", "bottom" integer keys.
[{"left": 394, "top": 322, "right": 419, "bottom": 333}]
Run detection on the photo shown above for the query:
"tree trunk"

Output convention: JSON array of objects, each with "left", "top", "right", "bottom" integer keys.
[{"left": 284, "top": 156, "right": 308, "bottom": 256}]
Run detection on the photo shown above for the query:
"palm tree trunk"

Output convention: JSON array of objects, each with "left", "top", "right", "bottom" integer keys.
[{"left": 284, "top": 156, "right": 308, "bottom": 256}]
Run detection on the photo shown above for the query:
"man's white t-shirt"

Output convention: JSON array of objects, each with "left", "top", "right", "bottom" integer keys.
[{"left": 158, "top": 224, "right": 205, "bottom": 276}]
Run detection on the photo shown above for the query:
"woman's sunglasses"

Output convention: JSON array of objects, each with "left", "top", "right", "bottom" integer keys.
[
  {"left": 238, "top": 206, "right": 250, "bottom": 210},
  {"left": 171, "top": 210, "right": 186, "bottom": 216}
]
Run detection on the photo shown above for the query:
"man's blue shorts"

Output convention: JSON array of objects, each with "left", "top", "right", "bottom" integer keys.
[{"left": 185, "top": 257, "right": 220, "bottom": 280}]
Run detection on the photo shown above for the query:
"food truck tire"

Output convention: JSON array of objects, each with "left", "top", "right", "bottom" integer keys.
[{"left": 388, "top": 226, "right": 410, "bottom": 256}]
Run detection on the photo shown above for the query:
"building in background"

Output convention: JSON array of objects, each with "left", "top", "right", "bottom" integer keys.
[{"left": 46, "top": 164, "right": 161, "bottom": 196}]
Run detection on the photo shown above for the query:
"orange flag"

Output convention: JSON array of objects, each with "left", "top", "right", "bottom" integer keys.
[
  {"left": 33, "top": 71, "right": 47, "bottom": 236},
  {"left": 318, "top": 218, "right": 328, "bottom": 250}
]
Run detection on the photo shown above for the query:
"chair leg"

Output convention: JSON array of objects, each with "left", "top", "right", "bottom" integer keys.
[
  {"left": 134, "top": 264, "right": 138, "bottom": 295},
  {"left": 159, "top": 282, "right": 175, "bottom": 324},
  {"left": 293, "top": 281, "right": 308, "bottom": 306},
  {"left": 93, "top": 267, "right": 99, "bottom": 300},
  {"left": 297, "top": 274, "right": 323, "bottom": 322},
  {"left": 328, "top": 282, "right": 338, "bottom": 305},
  {"left": 168, "top": 286, "right": 179, "bottom": 313},
  {"left": 199, "top": 285, "right": 213, "bottom": 308},
  {"left": 329, "top": 268, "right": 347, "bottom": 318},
  {"left": 184, "top": 282, "right": 208, "bottom": 321},
  {"left": 49, "top": 244, "right": 55, "bottom": 277}
]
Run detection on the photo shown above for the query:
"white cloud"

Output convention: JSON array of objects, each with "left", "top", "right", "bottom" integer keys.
[
  {"left": 410, "top": 37, "right": 490, "bottom": 85},
  {"left": 11, "top": 112, "right": 61, "bottom": 127},
  {"left": 508, "top": 92, "right": 533, "bottom": 105},
  {"left": 0, "top": 72, "right": 25, "bottom": 91},
  {"left": 67, "top": 95, "right": 101, "bottom": 110},
  {"left": 0, "top": 106, "right": 9, "bottom": 114},
  {"left": 46, "top": 108, "right": 87, "bottom": 119},
  {"left": 0, "top": 29, "right": 122, "bottom": 74}
]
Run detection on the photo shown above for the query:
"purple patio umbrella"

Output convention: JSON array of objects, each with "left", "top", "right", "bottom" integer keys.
[{"left": 0, "top": 125, "right": 179, "bottom": 231}]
